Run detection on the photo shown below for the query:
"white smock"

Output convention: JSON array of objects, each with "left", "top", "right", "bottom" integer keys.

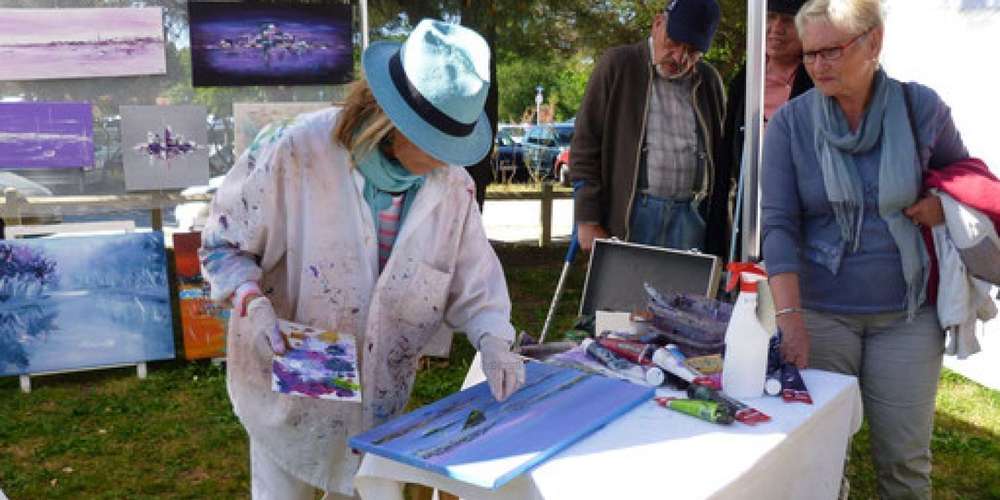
[{"left": 199, "top": 107, "right": 515, "bottom": 495}]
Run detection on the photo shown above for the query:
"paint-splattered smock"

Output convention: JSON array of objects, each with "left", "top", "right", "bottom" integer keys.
[{"left": 199, "top": 107, "right": 515, "bottom": 494}]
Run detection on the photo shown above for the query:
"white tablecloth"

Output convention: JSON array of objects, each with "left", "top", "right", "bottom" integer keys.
[{"left": 356, "top": 355, "right": 862, "bottom": 500}]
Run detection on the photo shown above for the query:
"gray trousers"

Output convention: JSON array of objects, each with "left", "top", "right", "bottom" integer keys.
[{"left": 803, "top": 306, "right": 944, "bottom": 500}]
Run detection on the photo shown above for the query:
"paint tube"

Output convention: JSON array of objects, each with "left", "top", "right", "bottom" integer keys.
[
  {"left": 581, "top": 338, "right": 633, "bottom": 371},
  {"left": 692, "top": 373, "right": 722, "bottom": 391},
  {"left": 780, "top": 363, "right": 813, "bottom": 404},
  {"left": 645, "top": 366, "right": 690, "bottom": 389},
  {"left": 686, "top": 383, "right": 772, "bottom": 425},
  {"left": 597, "top": 337, "right": 655, "bottom": 366},
  {"left": 655, "top": 397, "right": 734, "bottom": 425},
  {"left": 685, "top": 354, "right": 723, "bottom": 375},
  {"left": 652, "top": 347, "right": 696, "bottom": 381}
]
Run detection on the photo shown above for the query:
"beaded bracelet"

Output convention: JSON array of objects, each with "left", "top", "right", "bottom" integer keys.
[{"left": 775, "top": 307, "right": 805, "bottom": 318}]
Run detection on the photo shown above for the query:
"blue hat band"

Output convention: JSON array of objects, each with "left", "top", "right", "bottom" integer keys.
[{"left": 389, "top": 51, "right": 476, "bottom": 138}]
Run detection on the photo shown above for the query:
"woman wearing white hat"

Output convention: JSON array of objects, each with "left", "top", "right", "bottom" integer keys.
[{"left": 199, "top": 20, "right": 525, "bottom": 499}]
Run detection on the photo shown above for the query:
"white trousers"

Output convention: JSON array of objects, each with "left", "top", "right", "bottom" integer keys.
[{"left": 250, "top": 440, "right": 357, "bottom": 500}]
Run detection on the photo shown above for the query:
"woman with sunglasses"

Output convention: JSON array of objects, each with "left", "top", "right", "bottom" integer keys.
[{"left": 761, "top": 0, "right": 969, "bottom": 498}]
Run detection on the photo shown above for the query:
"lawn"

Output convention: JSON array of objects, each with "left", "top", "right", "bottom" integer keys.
[{"left": 1, "top": 243, "right": 998, "bottom": 499}]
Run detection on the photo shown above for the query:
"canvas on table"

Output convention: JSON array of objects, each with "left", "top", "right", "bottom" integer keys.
[
  {"left": 0, "top": 102, "right": 93, "bottom": 170},
  {"left": 120, "top": 105, "right": 210, "bottom": 191},
  {"left": 349, "top": 362, "right": 653, "bottom": 490},
  {"left": 233, "top": 102, "right": 330, "bottom": 158},
  {"left": 0, "top": 232, "right": 175, "bottom": 377},
  {"left": 272, "top": 320, "right": 360, "bottom": 402},
  {"left": 173, "top": 232, "right": 227, "bottom": 360},
  {"left": 0, "top": 7, "right": 166, "bottom": 81},
  {"left": 188, "top": 2, "right": 353, "bottom": 87}
]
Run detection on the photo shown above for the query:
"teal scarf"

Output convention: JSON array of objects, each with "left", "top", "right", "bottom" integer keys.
[
  {"left": 353, "top": 146, "right": 425, "bottom": 234},
  {"left": 812, "top": 69, "right": 929, "bottom": 318}
]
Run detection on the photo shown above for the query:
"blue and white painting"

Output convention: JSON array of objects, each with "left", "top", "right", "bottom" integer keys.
[
  {"left": 350, "top": 362, "right": 653, "bottom": 490},
  {"left": 0, "top": 232, "right": 174, "bottom": 376}
]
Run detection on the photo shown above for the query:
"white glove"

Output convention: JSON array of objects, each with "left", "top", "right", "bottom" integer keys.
[
  {"left": 478, "top": 335, "right": 525, "bottom": 402},
  {"left": 246, "top": 296, "right": 288, "bottom": 355}
]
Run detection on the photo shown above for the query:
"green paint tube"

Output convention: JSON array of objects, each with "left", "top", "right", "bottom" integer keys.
[{"left": 654, "top": 397, "right": 734, "bottom": 425}]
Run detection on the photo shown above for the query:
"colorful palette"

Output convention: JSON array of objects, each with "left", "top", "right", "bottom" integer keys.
[{"left": 272, "top": 320, "right": 360, "bottom": 402}]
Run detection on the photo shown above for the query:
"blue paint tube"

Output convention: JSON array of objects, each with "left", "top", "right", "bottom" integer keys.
[
  {"left": 780, "top": 362, "right": 813, "bottom": 404},
  {"left": 581, "top": 338, "right": 633, "bottom": 371}
]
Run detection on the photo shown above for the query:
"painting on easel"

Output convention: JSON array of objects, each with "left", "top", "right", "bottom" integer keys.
[
  {"left": 173, "top": 232, "right": 227, "bottom": 360},
  {"left": 0, "top": 232, "right": 174, "bottom": 377}
]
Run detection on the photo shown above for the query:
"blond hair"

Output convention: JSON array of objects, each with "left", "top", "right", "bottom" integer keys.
[
  {"left": 332, "top": 77, "right": 396, "bottom": 158},
  {"left": 795, "top": 0, "right": 884, "bottom": 37}
]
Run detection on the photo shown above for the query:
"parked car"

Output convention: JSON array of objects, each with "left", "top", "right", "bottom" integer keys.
[
  {"left": 521, "top": 123, "right": 574, "bottom": 180},
  {"left": 498, "top": 123, "right": 529, "bottom": 145},
  {"left": 493, "top": 127, "right": 526, "bottom": 182}
]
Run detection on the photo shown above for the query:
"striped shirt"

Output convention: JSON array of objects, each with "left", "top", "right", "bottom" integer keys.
[
  {"left": 644, "top": 39, "right": 700, "bottom": 199},
  {"left": 377, "top": 194, "right": 405, "bottom": 271}
]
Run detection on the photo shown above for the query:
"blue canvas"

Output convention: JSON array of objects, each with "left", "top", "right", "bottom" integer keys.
[
  {"left": 349, "top": 362, "right": 653, "bottom": 489},
  {"left": 0, "top": 232, "right": 175, "bottom": 376}
]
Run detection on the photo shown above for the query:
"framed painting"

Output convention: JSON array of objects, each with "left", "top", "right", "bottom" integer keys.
[
  {"left": 189, "top": 2, "right": 353, "bottom": 87},
  {"left": 120, "top": 105, "right": 210, "bottom": 191},
  {"left": 0, "top": 102, "right": 93, "bottom": 170},
  {"left": 0, "top": 7, "right": 166, "bottom": 81},
  {"left": 173, "top": 232, "right": 227, "bottom": 360},
  {"left": 0, "top": 232, "right": 175, "bottom": 377},
  {"left": 350, "top": 362, "right": 653, "bottom": 489},
  {"left": 233, "top": 102, "right": 329, "bottom": 158}
]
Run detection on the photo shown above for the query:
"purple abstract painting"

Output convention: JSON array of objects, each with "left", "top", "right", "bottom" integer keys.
[
  {"left": 189, "top": 2, "right": 353, "bottom": 87},
  {"left": 0, "top": 102, "right": 94, "bottom": 170},
  {"left": 0, "top": 8, "right": 166, "bottom": 81},
  {"left": 271, "top": 320, "right": 360, "bottom": 402}
]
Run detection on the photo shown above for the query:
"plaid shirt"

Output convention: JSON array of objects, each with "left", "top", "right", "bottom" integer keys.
[{"left": 643, "top": 39, "right": 700, "bottom": 199}]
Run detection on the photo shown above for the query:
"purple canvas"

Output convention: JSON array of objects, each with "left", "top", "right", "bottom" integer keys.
[
  {"left": 188, "top": 2, "right": 353, "bottom": 87},
  {"left": 0, "top": 102, "right": 94, "bottom": 170},
  {"left": 0, "top": 8, "right": 166, "bottom": 81}
]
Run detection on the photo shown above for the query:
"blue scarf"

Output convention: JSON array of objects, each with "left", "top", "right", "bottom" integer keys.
[
  {"left": 812, "top": 69, "right": 929, "bottom": 318},
  {"left": 353, "top": 145, "right": 425, "bottom": 233}
]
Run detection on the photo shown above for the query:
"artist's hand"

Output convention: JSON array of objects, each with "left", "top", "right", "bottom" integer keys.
[
  {"left": 246, "top": 296, "right": 288, "bottom": 355},
  {"left": 479, "top": 335, "right": 525, "bottom": 402},
  {"left": 577, "top": 223, "right": 609, "bottom": 252},
  {"left": 904, "top": 195, "right": 945, "bottom": 228},
  {"left": 778, "top": 313, "right": 810, "bottom": 369}
]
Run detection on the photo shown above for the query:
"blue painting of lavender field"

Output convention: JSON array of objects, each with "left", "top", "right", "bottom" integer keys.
[
  {"left": 189, "top": 2, "right": 353, "bottom": 87},
  {"left": 350, "top": 362, "right": 653, "bottom": 489},
  {"left": 0, "top": 232, "right": 174, "bottom": 377},
  {"left": 0, "top": 102, "right": 93, "bottom": 170}
]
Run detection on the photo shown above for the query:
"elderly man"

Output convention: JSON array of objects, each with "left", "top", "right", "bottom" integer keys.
[
  {"left": 715, "top": 0, "right": 814, "bottom": 260},
  {"left": 571, "top": 0, "right": 727, "bottom": 257}
]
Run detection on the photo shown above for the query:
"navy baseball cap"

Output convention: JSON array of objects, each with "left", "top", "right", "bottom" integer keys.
[
  {"left": 768, "top": 0, "right": 807, "bottom": 15},
  {"left": 665, "top": 0, "right": 721, "bottom": 54}
]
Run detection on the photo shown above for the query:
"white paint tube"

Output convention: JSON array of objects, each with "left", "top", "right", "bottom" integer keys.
[{"left": 652, "top": 347, "right": 700, "bottom": 382}]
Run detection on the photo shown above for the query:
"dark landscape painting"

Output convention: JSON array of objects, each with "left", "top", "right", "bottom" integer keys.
[{"left": 188, "top": 2, "right": 353, "bottom": 87}]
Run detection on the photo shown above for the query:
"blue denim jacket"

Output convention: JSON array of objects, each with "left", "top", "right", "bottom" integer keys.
[{"left": 761, "top": 81, "right": 968, "bottom": 314}]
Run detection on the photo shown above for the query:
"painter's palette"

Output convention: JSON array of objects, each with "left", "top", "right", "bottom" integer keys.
[{"left": 271, "top": 320, "right": 360, "bottom": 402}]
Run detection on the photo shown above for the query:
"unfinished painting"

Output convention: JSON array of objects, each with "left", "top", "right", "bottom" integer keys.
[
  {"left": 272, "top": 320, "right": 360, "bottom": 402},
  {"left": 174, "top": 232, "right": 227, "bottom": 360},
  {"left": 233, "top": 102, "right": 329, "bottom": 158},
  {"left": 349, "top": 362, "right": 653, "bottom": 489},
  {"left": 0, "top": 232, "right": 175, "bottom": 377},
  {"left": 0, "top": 102, "right": 93, "bottom": 170},
  {"left": 0, "top": 7, "right": 166, "bottom": 81},
  {"left": 189, "top": 2, "right": 353, "bottom": 87},
  {"left": 121, "top": 105, "right": 209, "bottom": 191}
]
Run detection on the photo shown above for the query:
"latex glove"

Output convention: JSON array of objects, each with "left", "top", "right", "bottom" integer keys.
[
  {"left": 478, "top": 335, "right": 525, "bottom": 402},
  {"left": 246, "top": 296, "right": 288, "bottom": 355}
]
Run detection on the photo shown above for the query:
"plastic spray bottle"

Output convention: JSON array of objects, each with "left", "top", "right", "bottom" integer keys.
[{"left": 721, "top": 262, "right": 777, "bottom": 399}]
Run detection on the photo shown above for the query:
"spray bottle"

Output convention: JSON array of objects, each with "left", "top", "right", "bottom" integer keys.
[{"left": 721, "top": 262, "right": 777, "bottom": 399}]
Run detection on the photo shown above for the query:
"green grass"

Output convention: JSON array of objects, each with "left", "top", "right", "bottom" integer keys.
[{"left": 1, "top": 243, "right": 998, "bottom": 498}]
